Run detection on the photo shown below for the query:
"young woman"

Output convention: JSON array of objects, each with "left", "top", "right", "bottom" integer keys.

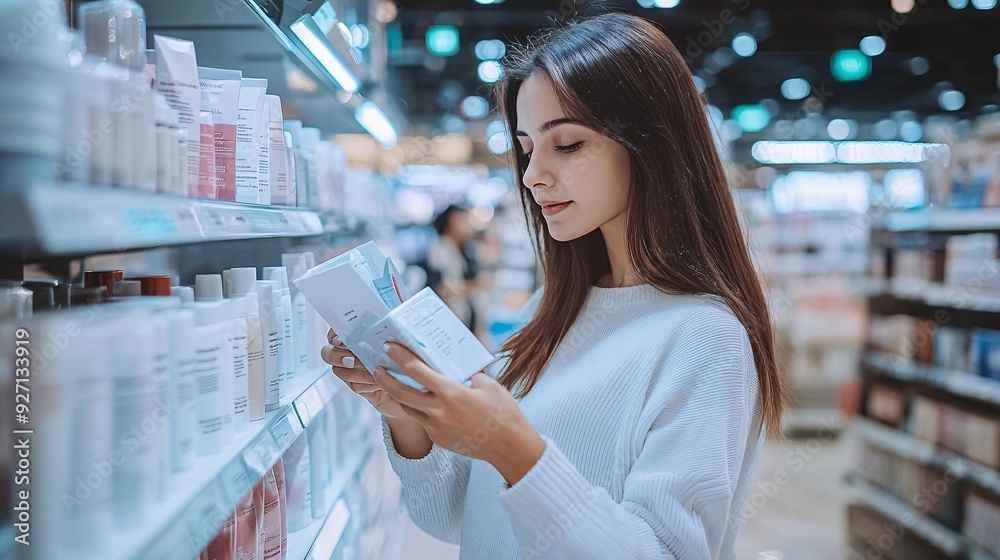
[{"left": 322, "top": 11, "right": 784, "bottom": 560}]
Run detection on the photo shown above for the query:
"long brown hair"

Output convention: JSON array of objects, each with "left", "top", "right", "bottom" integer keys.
[{"left": 495, "top": 12, "right": 786, "bottom": 435}]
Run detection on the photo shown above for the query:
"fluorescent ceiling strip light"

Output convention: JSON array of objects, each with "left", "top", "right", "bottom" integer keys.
[
  {"left": 752, "top": 141, "right": 944, "bottom": 165},
  {"left": 355, "top": 100, "right": 398, "bottom": 148},
  {"left": 290, "top": 17, "right": 361, "bottom": 94}
]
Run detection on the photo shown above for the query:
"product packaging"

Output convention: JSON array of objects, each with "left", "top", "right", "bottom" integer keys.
[
  {"left": 198, "top": 110, "right": 218, "bottom": 199},
  {"left": 283, "top": 131, "right": 298, "bottom": 205},
  {"left": 169, "top": 308, "right": 199, "bottom": 473},
  {"left": 236, "top": 78, "right": 268, "bottom": 203},
  {"left": 192, "top": 301, "right": 228, "bottom": 455},
  {"left": 307, "top": 414, "right": 328, "bottom": 518},
  {"left": 262, "top": 467, "right": 281, "bottom": 559},
  {"left": 153, "top": 35, "right": 200, "bottom": 190},
  {"left": 154, "top": 93, "right": 183, "bottom": 195},
  {"left": 282, "top": 120, "right": 308, "bottom": 207},
  {"left": 295, "top": 244, "right": 494, "bottom": 389},
  {"left": 197, "top": 274, "right": 249, "bottom": 433},
  {"left": 57, "top": 29, "right": 91, "bottom": 185},
  {"left": 0, "top": 281, "right": 32, "bottom": 320},
  {"left": 198, "top": 67, "right": 242, "bottom": 200},
  {"left": 302, "top": 252, "right": 326, "bottom": 371},
  {"left": 273, "top": 459, "right": 288, "bottom": 558},
  {"left": 204, "top": 511, "right": 236, "bottom": 560},
  {"left": 282, "top": 431, "right": 312, "bottom": 531},
  {"left": 231, "top": 268, "right": 266, "bottom": 420},
  {"left": 282, "top": 253, "right": 311, "bottom": 378},
  {"left": 109, "top": 311, "right": 157, "bottom": 528},
  {"left": 266, "top": 95, "right": 290, "bottom": 205},
  {"left": 258, "top": 99, "right": 271, "bottom": 205},
  {"left": 172, "top": 285, "right": 195, "bottom": 303},
  {"left": 133, "top": 73, "right": 158, "bottom": 191},
  {"left": 264, "top": 267, "right": 296, "bottom": 395},
  {"left": 235, "top": 489, "right": 258, "bottom": 560},
  {"left": 300, "top": 127, "right": 322, "bottom": 208},
  {"left": 257, "top": 280, "right": 282, "bottom": 410},
  {"left": 84, "top": 269, "right": 124, "bottom": 297}
]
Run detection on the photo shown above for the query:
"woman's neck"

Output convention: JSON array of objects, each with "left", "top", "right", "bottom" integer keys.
[{"left": 597, "top": 213, "right": 640, "bottom": 288}]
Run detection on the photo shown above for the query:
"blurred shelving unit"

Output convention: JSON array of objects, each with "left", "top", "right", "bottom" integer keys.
[{"left": 851, "top": 207, "right": 1000, "bottom": 560}]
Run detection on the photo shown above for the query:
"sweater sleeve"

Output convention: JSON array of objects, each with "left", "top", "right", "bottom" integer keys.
[
  {"left": 496, "top": 323, "right": 762, "bottom": 560},
  {"left": 381, "top": 418, "right": 472, "bottom": 544}
]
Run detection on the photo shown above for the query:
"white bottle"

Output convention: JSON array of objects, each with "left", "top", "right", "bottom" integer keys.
[
  {"left": 281, "top": 253, "right": 310, "bottom": 378},
  {"left": 302, "top": 251, "right": 325, "bottom": 370},
  {"left": 176, "top": 127, "right": 190, "bottom": 197},
  {"left": 197, "top": 275, "right": 248, "bottom": 433},
  {"left": 216, "top": 298, "right": 236, "bottom": 444},
  {"left": 192, "top": 301, "right": 227, "bottom": 456},
  {"left": 134, "top": 74, "right": 158, "bottom": 191},
  {"left": 257, "top": 99, "right": 271, "bottom": 205},
  {"left": 265, "top": 95, "right": 288, "bottom": 205},
  {"left": 168, "top": 307, "right": 198, "bottom": 472},
  {"left": 231, "top": 267, "right": 265, "bottom": 420},
  {"left": 109, "top": 310, "right": 157, "bottom": 528},
  {"left": 155, "top": 92, "right": 183, "bottom": 195},
  {"left": 257, "top": 280, "right": 281, "bottom": 410},
  {"left": 283, "top": 131, "right": 298, "bottom": 205},
  {"left": 263, "top": 266, "right": 295, "bottom": 394}
]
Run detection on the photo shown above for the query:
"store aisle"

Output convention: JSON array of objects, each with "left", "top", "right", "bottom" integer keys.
[{"left": 400, "top": 428, "right": 857, "bottom": 560}]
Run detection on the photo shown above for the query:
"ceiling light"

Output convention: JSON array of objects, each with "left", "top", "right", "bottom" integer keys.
[
  {"left": 487, "top": 131, "right": 511, "bottom": 154},
  {"left": 859, "top": 36, "right": 886, "bottom": 57},
  {"left": 891, "top": 0, "right": 915, "bottom": 13},
  {"left": 827, "top": 119, "right": 850, "bottom": 140},
  {"left": 831, "top": 50, "right": 871, "bottom": 82},
  {"left": 752, "top": 141, "right": 941, "bottom": 165},
  {"left": 781, "top": 78, "right": 810, "bottom": 100},
  {"left": 354, "top": 100, "right": 398, "bottom": 148},
  {"left": 938, "top": 90, "right": 966, "bottom": 111},
  {"left": 899, "top": 121, "right": 923, "bottom": 142},
  {"left": 908, "top": 56, "right": 930, "bottom": 75},
  {"left": 732, "top": 33, "right": 757, "bottom": 57},
  {"left": 478, "top": 60, "right": 503, "bottom": 83},
  {"left": 693, "top": 75, "right": 707, "bottom": 92},
  {"left": 873, "top": 119, "right": 899, "bottom": 140},
  {"left": 460, "top": 96, "right": 489, "bottom": 119},
  {"left": 972, "top": 0, "right": 996, "bottom": 8},
  {"left": 426, "top": 25, "right": 460, "bottom": 57},
  {"left": 947, "top": 0, "right": 969, "bottom": 7},
  {"left": 290, "top": 18, "right": 361, "bottom": 93},
  {"left": 475, "top": 39, "right": 506, "bottom": 61},
  {"left": 375, "top": 1, "right": 397, "bottom": 23},
  {"left": 733, "top": 105, "right": 771, "bottom": 132}
]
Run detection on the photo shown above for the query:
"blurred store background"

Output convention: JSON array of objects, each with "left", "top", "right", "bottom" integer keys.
[{"left": 2, "top": 0, "right": 1000, "bottom": 559}]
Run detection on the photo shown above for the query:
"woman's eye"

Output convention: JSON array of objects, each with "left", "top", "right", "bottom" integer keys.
[{"left": 555, "top": 142, "right": 584, "bottom": 153}]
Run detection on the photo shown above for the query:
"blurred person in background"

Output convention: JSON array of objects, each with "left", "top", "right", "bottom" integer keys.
[{"left": 422, "top": 205, "right": 481, "bottom": 332}]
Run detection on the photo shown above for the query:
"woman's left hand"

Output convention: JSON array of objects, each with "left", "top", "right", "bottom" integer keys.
[{"left": 375, "top": 342, "right": 547, "bottom": 486}]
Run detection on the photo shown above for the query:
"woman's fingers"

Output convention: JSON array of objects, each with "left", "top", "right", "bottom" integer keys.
[
  {"left": 331, "top": 365, "right": 376, "bottom": 384},
  {"left": 374, "top": 367, "right": 435, "bottom": 409},
  {"left": 321, "top": 345, "right": 363, "bottom": 368},
  {"left": 326, "top": 328, "right": 343, "bottom": 346}
]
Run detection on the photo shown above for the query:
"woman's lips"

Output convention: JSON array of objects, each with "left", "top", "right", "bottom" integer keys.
[{"left": 540, "top": 201, "right": 572, "bottom": 216}]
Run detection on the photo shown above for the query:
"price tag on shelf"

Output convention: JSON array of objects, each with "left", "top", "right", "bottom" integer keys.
[
  {"left": 219, "top": 459, "right": 252, "bottom": 504},
  {"left": 271, "top": 409, "right": 303, "bottom": 451},
  {"left": 243, "top": 430, "right": 279, "bottom": 477},
  {"left": 294, "top": 385, "right": 326, "bottom": 427}
]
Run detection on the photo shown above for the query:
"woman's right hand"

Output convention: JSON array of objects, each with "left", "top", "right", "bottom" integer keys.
[{"left": 321, "top": 329, "right": 410, "bottom": 419}]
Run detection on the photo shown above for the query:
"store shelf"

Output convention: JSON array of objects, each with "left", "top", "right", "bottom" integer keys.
[
  {"left": 868, "top": 290, "right": 1000, "bottom": 331},
  {"left": 847, "top": 474, "right": 964, "bottom": 557},
  {"left": 863, "top": 351, "right": 1000, "bottom": 408},
  {"left": 878, "top": 208, "right": 1000, "bottom": 235},
  {"left": 286, "top": 448, "right": 372, "bottom": 560},
  {"left": 109, "top": 367, "right": 330, "bottom": 560},
  {"left": 0, "top": 183, "right": 325, "bottom": 260},
  {"left": 853, "top": 417, "right": 1000, "bottom": 497}
]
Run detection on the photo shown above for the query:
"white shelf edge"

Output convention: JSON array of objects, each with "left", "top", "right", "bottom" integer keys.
[
  {"left": 286, "top": 447, "right": 372, "bottom": 560},
  {"left": 853, "top": 417, "right": 1000, "bottom": 506},
  {"left": 864, "top": 351, "right": 1000, "bottom": 407},
  {"left": 848, "top": 474, "right": 964, "bottom": 556},
  {"left": 108, "top": 367, "right": 331, "bottom": 560},
  {"left": 0, "top": 183, "right": 326, "bottom": 258}
]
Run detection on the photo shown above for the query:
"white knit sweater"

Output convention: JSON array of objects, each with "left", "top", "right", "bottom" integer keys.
[{"left": 382, "top": 284, "right": 765, "bottom": 559}]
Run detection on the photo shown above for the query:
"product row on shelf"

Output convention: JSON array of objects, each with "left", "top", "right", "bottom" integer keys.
[
  {"left": 0, "top": 247, "right": 371, "bottom": 560},
  {"left": 1, "top": 0, "right": 348, "bottom": 210},
  {"left": 851, "top": 210, "right": 1000, "bottom": 560}
]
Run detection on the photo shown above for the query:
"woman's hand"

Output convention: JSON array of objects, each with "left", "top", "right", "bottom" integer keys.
[
  {"left": 374, "top": 342, "right": 547, "bottom": 486},
  {"left": 320, "top": 329, "right": 409, "bottom": 419}
]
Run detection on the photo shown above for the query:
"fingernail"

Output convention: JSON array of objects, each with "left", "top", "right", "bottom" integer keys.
[
  {"left": 332, "top": 335, "right": 342, "bottom": 346},
  {"left": 342, "top": 356, "right": 355, "bottom": 368},
  {"left": 382, "top": 342, "right": 391, "bottom": 353},
  {"left": 322, "top": 344, "right": 334, "bottom": 354}
]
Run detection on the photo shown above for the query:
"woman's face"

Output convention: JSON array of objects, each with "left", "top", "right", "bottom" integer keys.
[{"left": 515, "top": 73, "right": 632, "bottom": 242}]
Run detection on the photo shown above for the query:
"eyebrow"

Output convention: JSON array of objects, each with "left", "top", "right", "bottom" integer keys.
[{"left": 514, "top": 118, "right": 584, "bottom": 136}]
